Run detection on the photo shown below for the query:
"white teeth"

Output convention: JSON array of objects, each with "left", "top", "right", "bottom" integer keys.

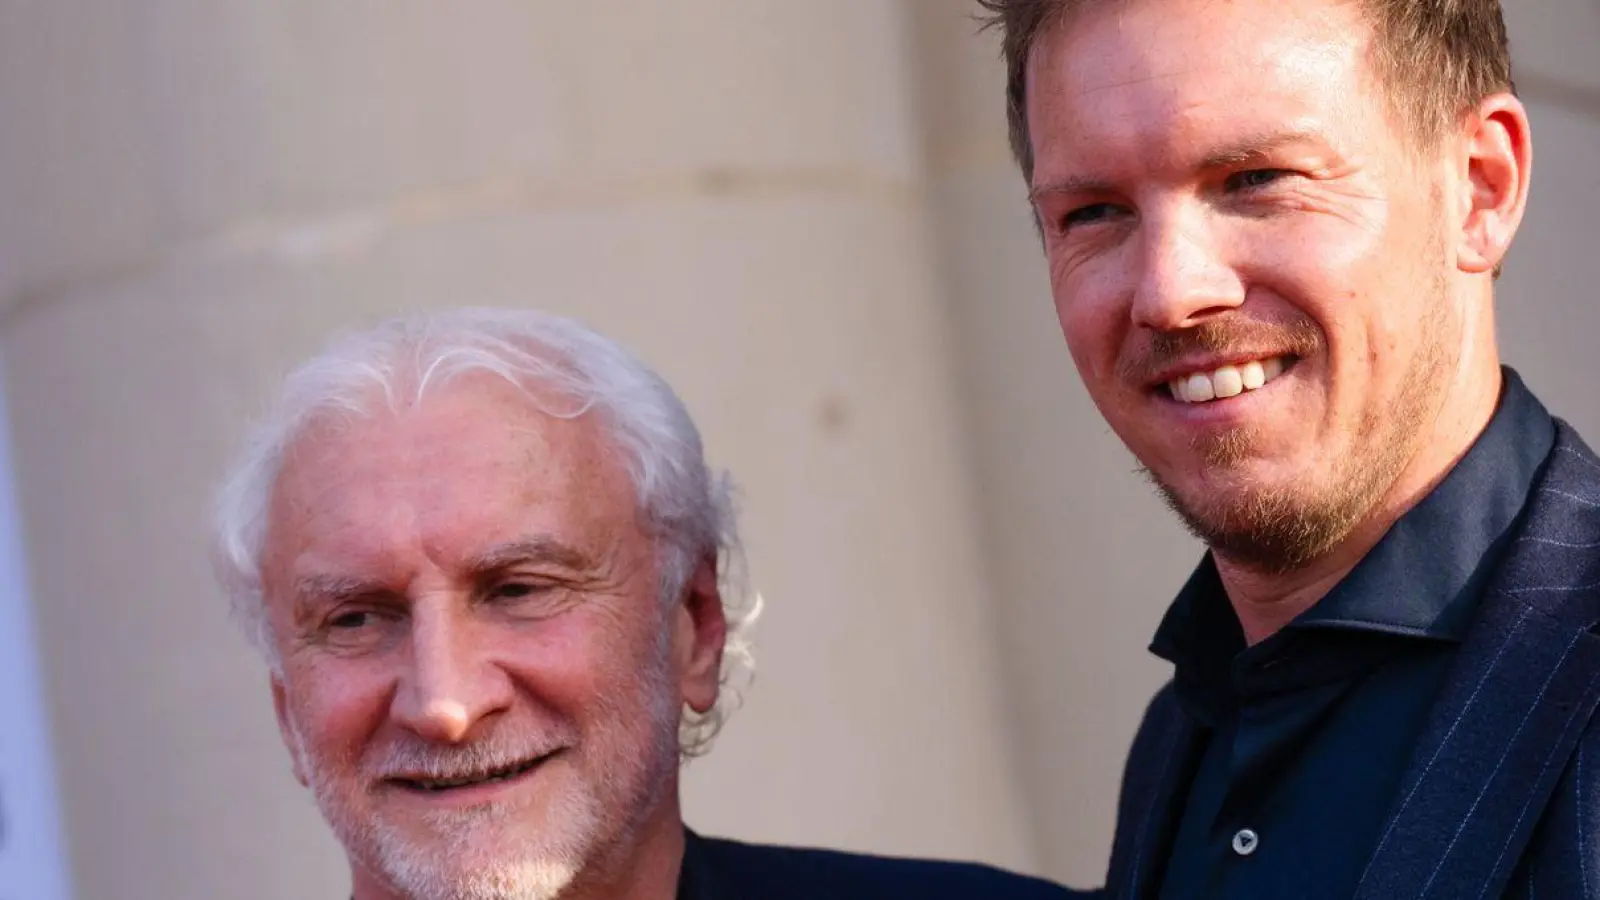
[
  {"left": 1240, "top": 360, "right": 1266, "bottom": 391},
  {"left": 1166, "top": 356, "right": 1289, "bottom": 404},
  {"left": 1212, "top": 365, "right": 1244, "bottom": 399}
]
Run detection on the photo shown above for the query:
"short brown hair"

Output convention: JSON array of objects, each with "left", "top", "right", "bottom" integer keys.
[{"left": 977, "top": 0, "right": 1515, "bottom": 184}]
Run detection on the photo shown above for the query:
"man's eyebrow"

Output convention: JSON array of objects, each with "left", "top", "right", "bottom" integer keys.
[
  {"left": 285, "top": 538, "right": 595, "bottom": 616},
  {"left": 1028, "top": 129, "right": 1330, "bottom": 202},
  {"left": 465, "top": 536, "right": 595, "bottom": 574},
  {"left": 1029, "top": 175, "right": 1117, "bottom": 204},
  {"left": 287, "top": 573, "right": 391, "bottom": 627},
  {"left": 1198, "top": 129, "right": 1327, "bottom": 169},
  {"left": 292, "top": 573, "right": 386, "bottom": 604}
]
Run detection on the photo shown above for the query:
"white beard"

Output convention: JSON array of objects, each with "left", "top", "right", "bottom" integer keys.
[
  {"left": 285, "top": 620, "right": 684, "bottom": 900},
  {"left": 361, "top": 774, "right": 598, "bottom": 900}
]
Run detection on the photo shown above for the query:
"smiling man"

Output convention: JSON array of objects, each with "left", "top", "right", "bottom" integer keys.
[
  {"left": 981, "top": 0, "right": 1600, "bottom": 897},
  {"left": 210, "top": 308, "right": 1076, "bottom": 900}
]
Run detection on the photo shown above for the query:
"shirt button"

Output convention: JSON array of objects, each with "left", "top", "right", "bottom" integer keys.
[{"left": 1232, "top": 828, "right": 1260, "bottom": 857}]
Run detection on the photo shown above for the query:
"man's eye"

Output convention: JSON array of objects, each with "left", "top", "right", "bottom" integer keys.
[
  {"left": 1060, "top": 203, "right": 1122, "bottom": 231},
  {"left": 1227, "top": 169, "right": 1295, "bottom": 191},
  {"left": 328, "top": 610, "right": 377, "bottom": 630},
  {"left": 490, "top": 582, "right": 549, "bottom": 601}
]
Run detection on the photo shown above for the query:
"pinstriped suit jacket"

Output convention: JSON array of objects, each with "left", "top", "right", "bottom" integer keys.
[{"left": 1104, "top": 422, "right": 1600, "bottom": 900}]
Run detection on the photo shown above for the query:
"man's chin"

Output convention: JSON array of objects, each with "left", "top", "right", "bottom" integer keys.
[
  {"left": 1154, "top": 469, "right": 1379, "bottom": 574},
  {"left": 394, "top": 859, "right": 577, "bottom": 900},
  {"left": 349, "top": 791, "right": 601, "bottom": 900},
  {"left": 1146, "top": 457, "right": 1280, "bottom": 509},
  {"left": 367, "top": 834, "right": 583, "bottom": 900}
]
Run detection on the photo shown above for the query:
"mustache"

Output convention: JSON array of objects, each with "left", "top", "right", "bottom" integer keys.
[
  {"left": 366, "top": 730, "right": 573, "bottom": 782},
  {"left": 1115, "top": 316, "right": 1323, "bottom": 385}
]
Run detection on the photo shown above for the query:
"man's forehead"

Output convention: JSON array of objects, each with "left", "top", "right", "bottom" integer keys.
[
  {"left": 1025, "top": 0, "right": 1372, "bottom": 176},
  {"left": 262, "top": 384, "right": 638, "bottom": 583},
  {"left": 277, "top": 380, "right": 606, "bottom": 494},
  {"left": 1026, "top": 0, "right": 1369, "bottom": 107}
]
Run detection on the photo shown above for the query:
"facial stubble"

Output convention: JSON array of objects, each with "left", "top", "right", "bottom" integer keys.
[{"left": 1146, "top": 275, "right": 1455, "bottom": 576}]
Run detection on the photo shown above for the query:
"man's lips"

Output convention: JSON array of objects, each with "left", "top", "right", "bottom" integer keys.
[
  {"left": 383, "top": 750, "right": 560, "bottom": 793},
  {"left": 1150, "top": 354, "right": 1298, "bottom": 404}
]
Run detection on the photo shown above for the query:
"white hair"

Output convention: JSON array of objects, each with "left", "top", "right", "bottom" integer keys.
[{"left": 212, "top": 307, "right": 758, "bottom": 756}]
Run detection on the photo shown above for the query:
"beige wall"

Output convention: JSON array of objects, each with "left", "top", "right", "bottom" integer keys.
[
  {"left": 1, "top": 1, "right": 1596, "bottom": 897},
  {"left": 0, "top": 4, "right": 1036, "bottom": 899}
]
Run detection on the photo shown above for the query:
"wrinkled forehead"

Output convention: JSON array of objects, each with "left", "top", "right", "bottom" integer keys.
[{"left": 260, "top": 377, "right": 641, "bottom": 588}]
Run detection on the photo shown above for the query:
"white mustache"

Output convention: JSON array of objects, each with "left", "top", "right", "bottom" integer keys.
[{"left": 368, "top": 733, "right": 570, "bottom": 782}]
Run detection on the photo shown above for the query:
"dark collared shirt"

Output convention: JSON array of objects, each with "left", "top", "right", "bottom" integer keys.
[{"left": 1153, "top": 369, "right": 1555, "bottom": 900}]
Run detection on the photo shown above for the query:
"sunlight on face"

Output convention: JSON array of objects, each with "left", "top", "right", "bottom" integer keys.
[
  {"left": 1026, "top": 0, "right": 1463, "bottom": 570},
  {"left": 262, "top": 377, "right": 686, "bottom": 900}
]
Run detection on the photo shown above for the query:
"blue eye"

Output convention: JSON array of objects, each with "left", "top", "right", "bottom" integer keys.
[
  {"left": 1060, "top": 203, "right": 1123, "bottom": 231},
  {"left": 1228, "top": 169, "right": 1293, "bottom": 190}
]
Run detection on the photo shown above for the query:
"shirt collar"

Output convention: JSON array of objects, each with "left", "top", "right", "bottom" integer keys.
[
  {"left": 1152, "top": 366, "right": 1555, "bottom": 667},
  {"left": 1293, "top": 367, "right": 1553, "bottom": 639}
]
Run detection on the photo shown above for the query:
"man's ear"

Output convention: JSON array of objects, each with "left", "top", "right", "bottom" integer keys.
[
  {"left": 674, "top": 556, "right": 727, "bottom": 716},
  {"left": 270, "top": 675, "right": 311, "bottom": 788},
  {"left": 1454, "top": 92, "right": 1532, "bottom": 275}
]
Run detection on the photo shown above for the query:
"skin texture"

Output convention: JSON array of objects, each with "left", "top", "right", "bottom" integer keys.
[
  {"left": 1024, "top": 0, "right": 1531, "bottom": 642},
  {"left": 260, "top": 374, "right": 726, "bottom": 900}
]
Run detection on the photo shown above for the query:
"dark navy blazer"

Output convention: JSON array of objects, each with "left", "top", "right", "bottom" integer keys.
[
  {"left": 681, "top": 829, "right": 1088, "bottom": 899},
  {"left": 1105, "top": 421, "right": 1600, "bottom": 899}
]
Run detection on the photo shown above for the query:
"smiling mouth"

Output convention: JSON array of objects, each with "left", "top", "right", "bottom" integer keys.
[
  {"left": 389, "top": 753, "right": 555, "bottom": 793},
  {"left": 1164, "top": 355, "right": 1298, "bottom": 404}
]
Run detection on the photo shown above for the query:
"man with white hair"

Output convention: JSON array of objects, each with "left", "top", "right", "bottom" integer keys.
[{"left": 211, "top": 307, "right": 1076, "bottom": 900}]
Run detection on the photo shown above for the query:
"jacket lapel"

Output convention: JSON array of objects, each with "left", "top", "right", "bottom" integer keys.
[
  {"left": 1107, "top": 688, "right": 1203, "bottom": 900},
  {"left": 1354, "top": 426, "right": 1600, "bottom": 900}
]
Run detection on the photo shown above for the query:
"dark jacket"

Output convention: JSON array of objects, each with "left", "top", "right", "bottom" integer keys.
[
  {"left": 1105, "top": 422, "right": 1600, "bottom": 899},
  {"left": 682, "top": 829, "right": 1089, "bottom": 899}
]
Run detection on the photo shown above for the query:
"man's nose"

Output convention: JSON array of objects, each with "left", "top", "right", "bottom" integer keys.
[
  {"left": 1130, "top": 209, "right": 1246, "bottom": 331},
  {"left": 390, "top": 605, "right": 512, "bottom": 744}
]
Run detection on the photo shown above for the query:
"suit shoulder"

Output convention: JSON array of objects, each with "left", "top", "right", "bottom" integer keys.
[
  {"left": 1547, "top": 421, "right": 1600, "bottom": 497},
  {"left": 1114, "top": 681, "right": 1185, "bottom": 804},
  {"left": 1513, "top": 422, "right": 1600, "bottom": 624},
  {"left": 1107, "top": 681, "right": 1186, "bottom": 868},
  {"left": 1141, "top": 681, "right": 1181, "bottom": 718},
  {"left": 693, "top": 835, "right": 1089, "bottom": 898},
  {"left": 1130, "top": 681, "right": 1183, "bottom": 751}
]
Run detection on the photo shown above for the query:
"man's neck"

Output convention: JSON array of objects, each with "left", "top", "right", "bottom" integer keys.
[
  {"left": 561, "top": 801, "right": 687, "bottom": 900},
  {"left": 1216, "top": 357, "right": 1504, "bottom": 646}
]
